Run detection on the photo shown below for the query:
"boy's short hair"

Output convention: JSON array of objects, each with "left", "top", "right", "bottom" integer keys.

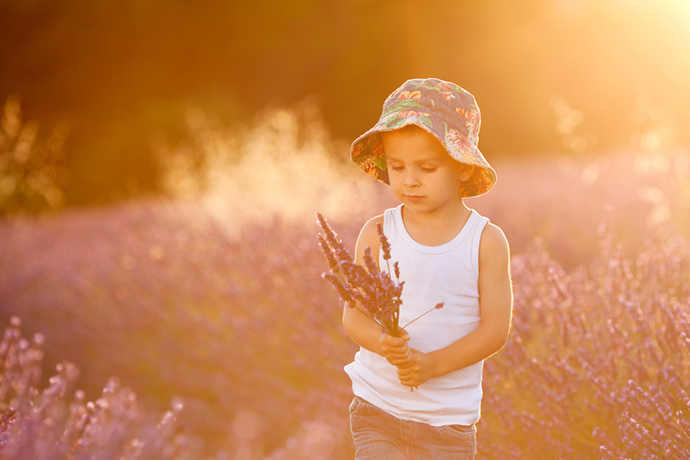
[{"left": 350, "top": 78, "right": 496, "bottom": 198}]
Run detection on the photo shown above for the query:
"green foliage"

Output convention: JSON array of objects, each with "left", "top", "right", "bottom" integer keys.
[{"left": 0, "top": 96, "right": 70, "bottom": 216}]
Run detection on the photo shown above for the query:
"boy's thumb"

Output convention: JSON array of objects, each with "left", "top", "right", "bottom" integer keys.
[{"left": 399, "top": 329, "right": 410, "bottom": 341}]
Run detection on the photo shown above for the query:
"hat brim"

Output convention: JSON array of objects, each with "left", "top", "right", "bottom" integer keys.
[{"left": 350, "top": 112, "right": 496, "bottom": 198}]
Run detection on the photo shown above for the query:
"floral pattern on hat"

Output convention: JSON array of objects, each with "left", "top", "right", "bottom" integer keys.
[{"left": 350, "top": 78, "right": 496, "bottom": 198}]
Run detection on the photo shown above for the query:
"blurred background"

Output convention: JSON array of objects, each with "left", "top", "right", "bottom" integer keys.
[
  {"left": 1, "top": 1, "right": 690, "bottom": 458},
  {"left": 2, "top": 0, "right": 690, "bottom": 210}
]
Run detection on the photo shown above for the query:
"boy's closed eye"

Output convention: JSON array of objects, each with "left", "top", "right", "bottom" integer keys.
[{"left": 388, "top": 164, "right": 438, "bottom": 173}]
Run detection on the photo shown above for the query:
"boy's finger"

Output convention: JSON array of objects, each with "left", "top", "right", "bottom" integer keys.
[
  {"left": 390, "top": 337, "right": 408, "bottom": 347},
  {"left": 388, "top": 342, "right": 409, "bottom": 352},
  {"left": 381, "top": 339, "right": 409, "bottom": 354},
  {"left": 391, "top": 351, "right": 412, "bottom": 364},
  {"left": 380, "top": 334, "right": 405, "bottom": 346},
  {"left": 386, "top": 348, "right": 410, "bottom": 361},
  {"left": 385, "top": 348, "right": 411, "bottom": 361}
]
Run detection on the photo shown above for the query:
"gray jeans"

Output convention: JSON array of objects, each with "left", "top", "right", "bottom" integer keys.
[{"left": 349, "top": 396, "right": 477, "bottom": 460}]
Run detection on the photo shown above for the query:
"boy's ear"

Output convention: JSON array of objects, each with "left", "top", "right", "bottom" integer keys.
[{"left": 458, "top": 164, "right": 475, "bottom": 182}]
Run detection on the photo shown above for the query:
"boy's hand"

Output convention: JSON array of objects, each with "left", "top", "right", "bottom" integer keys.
[
  {"left": 379, "top": 330, "right": 411, "bottom": 368},
  {"left": 395, "top": 349, "right": 437, "bottom": 388}
]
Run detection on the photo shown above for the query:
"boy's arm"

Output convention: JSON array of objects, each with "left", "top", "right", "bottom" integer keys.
[
  {"left": 395, "top": 222, "right": 513, "bottom": 388},
  {"left": 341, "top": 215, "right": 412, "bottom": 366}
]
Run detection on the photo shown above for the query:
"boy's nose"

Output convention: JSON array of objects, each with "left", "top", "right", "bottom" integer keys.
[{"left": 403, "top": 172, "right": 420, "bottom": 187}]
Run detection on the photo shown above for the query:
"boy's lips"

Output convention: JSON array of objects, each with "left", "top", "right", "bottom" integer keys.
[{"left": 405, "top": 195, "right": 424, "bottom": 202}]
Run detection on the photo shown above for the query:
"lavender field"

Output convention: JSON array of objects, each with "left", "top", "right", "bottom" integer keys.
[{"left": 0, "top": 109, "right": 689, "bottom": 458}]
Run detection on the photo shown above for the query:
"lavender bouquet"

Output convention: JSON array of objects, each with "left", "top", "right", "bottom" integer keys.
[{"left": 316, "top": 213, "right": 443, "bottom": 338}]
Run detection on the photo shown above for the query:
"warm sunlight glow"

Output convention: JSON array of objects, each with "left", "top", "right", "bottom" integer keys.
[
  {"left": 669, "top": 0, "right": 690, "bottom": 19},
  {"left": 3, "top": 1, "right": 690, "bottom": 457}
]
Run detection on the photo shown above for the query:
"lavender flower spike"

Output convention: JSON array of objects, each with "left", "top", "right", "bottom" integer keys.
[
  {"left": 376, "top": 223, "right": 392, "bottom": 261},
  {"left": 318, "top": 235, "right": 339, "bottom": 273},
  {"left": 401, "top": 303, "right": 445, "bottom": 330}
]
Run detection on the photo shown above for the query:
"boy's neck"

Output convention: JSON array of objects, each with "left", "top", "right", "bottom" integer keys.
[{"left": 400, "top": 201, "right": 472, "bottom": 247}]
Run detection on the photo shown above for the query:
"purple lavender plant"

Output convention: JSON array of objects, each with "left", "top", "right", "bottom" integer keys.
[{"left": 316, "top": 213, "right": 443, "bottom": 338}]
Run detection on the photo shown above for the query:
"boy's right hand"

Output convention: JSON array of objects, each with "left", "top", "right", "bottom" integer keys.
[{"left": 380, "top": 330, "right": 411, "bottom": 368}]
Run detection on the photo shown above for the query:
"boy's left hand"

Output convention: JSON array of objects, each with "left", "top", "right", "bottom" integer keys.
[
  {"left": 396, "top": 349, "right": 437, "bottom": 388},
  {"left": 380, "top": 330, "right": 411, "bottom": 367}
]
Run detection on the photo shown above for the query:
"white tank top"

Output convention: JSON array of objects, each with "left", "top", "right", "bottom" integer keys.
[{"left": 344, "top": 204, "right": 489, "bottom": 426}]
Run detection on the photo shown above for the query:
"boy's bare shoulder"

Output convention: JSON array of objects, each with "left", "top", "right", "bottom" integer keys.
[
  {"left": 354, "top": 214, "right": 385, "bottom": 264},
  {"left": 479, "top": 222, "right": 510, "bottom": 260},
  {"left": 360, "top": 214, "right": 384, "bottom": 234},
  {"left": 357, "top": 214, "right": 384, "bottom": 246}
]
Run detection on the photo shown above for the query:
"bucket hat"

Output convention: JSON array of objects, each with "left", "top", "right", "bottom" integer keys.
[{"left": 350, "top": 78, "right": 496, "bottom": 198}]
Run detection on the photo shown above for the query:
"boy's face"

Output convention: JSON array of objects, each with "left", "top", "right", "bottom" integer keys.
[{"left": 381, "top": 127, "right": 473, "bottom": 215}]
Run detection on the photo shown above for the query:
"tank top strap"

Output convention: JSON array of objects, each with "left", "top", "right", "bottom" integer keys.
[
  {"left": 469, "top": 212, "right": 489, "bottom": 279},
  {"left": 381, "top": 205, "right": 399, "bottom": 240}
]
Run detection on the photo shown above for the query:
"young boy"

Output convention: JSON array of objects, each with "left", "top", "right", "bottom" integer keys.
[{"left": 343, "top": 78, "right": 513, "bottom": 459}]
